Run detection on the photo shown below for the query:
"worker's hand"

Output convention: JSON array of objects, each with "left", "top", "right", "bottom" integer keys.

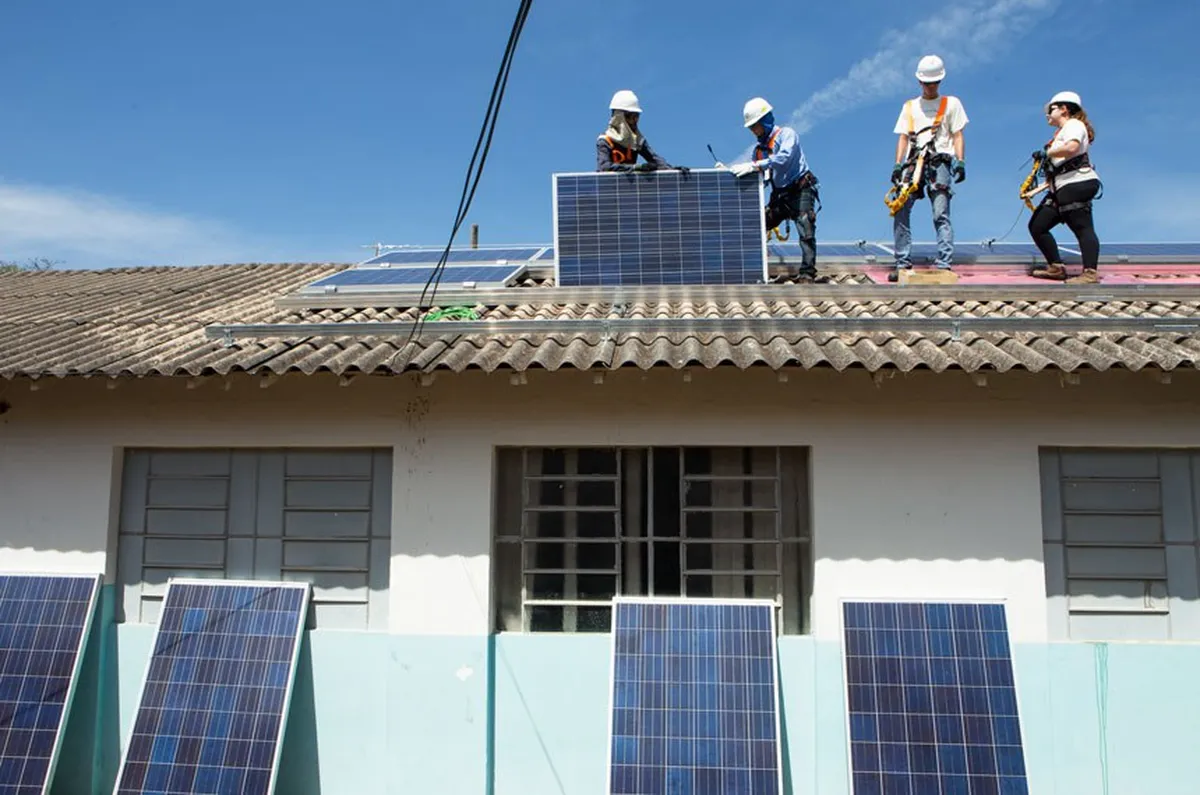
[
  {"left": 952, "top": 159, "right": 966, "bottom": 183},
  {"left": 729, "top": 161, "right": 757, "bottom": 177},
  {"left": 713, "top": 161, "right": 726, "bottom": 170},
  {"left": 633, "top": 162, "right": 657, "bottom": 172},
  {"left": 673, "top": 165, "right": 691, "bottom": 175},
  {"left": 891, "top": 164, "right": 904, "bottom": 184},
  {"left": 1031, "top": 149, "right": 1046, "bottom": 162}
]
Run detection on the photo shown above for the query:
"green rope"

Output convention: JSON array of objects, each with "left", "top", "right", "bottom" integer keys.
[{"left": 423, "top": 305, "right": 479, "bottom": 322}]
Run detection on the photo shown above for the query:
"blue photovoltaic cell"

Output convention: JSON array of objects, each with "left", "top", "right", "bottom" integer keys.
[
  {"left": 114, "top": 581, "right": 310, "bottom": 795},
  {"left": 307, "top": 264, "right": 525, "bottom": 289},
  {"left": 903, "top": 242, "right": 1054, "bottom": 261},
  {"left": 843, "top": 601, "right": 1029, "bottom": 795},
  {"left": 768, "top": 242, "right": 891, "bottom": 259},
  {"left": 607, "top": 599, "right": 783, "bottom": 795},
  {"left": 362, "top": 247, "right": 543, "bottom": 265},
  {"left": 555, "top": 170, "right": 767, "bottom": 286},
  {"left": 0, "top": 573, "right": 101, "bottom": 795},
  {"left": 1099, "top": 242, "right": 1200, "bottom": 258}
]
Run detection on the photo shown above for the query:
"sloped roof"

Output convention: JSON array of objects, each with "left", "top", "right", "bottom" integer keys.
[{"left": 2, "top": 262, "right": 1200, "bottom": 379}]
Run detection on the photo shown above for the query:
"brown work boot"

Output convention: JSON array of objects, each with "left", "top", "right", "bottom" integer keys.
[
  {"left": 1030, "top": 263, "right": 1067, "bottom": 281},
  {"left": 1066, "top": 268, "right": 1100, "bottom": 284}
]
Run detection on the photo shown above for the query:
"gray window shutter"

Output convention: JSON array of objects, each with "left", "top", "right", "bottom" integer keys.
[{"left": 118, "top": 448, "right": 392, "bottom": 630}]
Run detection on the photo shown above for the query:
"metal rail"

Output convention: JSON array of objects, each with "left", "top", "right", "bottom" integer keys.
[{"left": 206, "top": 314, "right": 1200, "bottom": 346}]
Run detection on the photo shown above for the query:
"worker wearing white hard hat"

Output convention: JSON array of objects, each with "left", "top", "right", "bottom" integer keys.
[
  {"left": 1029, "top": 91, "right": 1102, "bottom": 284},
  {"left": 596, "top": 90, "right": 681, "bottom": 173},
  {"left": 728, "top": 97, "right": 826, "bottom": 282},
  {"left": 887, "top": 54, "right": 969, "bottom": 282}
]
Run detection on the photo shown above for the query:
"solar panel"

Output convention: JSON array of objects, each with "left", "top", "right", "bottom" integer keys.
[
  {"left": 554, "top": 169, "right": 768, "bottom": 286},
  {"left": 362, "top": 247, "right": 543, "bottom": 265},
  {"left": 1099, "top": 242, "right": 1200, "bottom": 258},
  {"left": 607, "top": 598, "right": 783, "bottom": 795},
  {"left": 306, "top": 263, "right": 526, "bottom": 291},
  {"left": 0, "top": 573, "right": 101, "bottom": 795},
  {"left": 768, "top": 242, "right": 890, "bottom": 259},
  {"left": 113, "top": 580, "right": 310, "bottom": 795},
  {"left": 842, "top": 601, "right": 1029, "bottom": 795}
]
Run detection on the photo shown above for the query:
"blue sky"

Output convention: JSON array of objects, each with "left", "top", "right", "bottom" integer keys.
[{"left": 1, "top": 0, "right": 1197, "bottom": 269}]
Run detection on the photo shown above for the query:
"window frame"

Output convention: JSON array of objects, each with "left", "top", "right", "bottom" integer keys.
[{"left": 492, "top": 445, "right": 812, "bottom": 635}]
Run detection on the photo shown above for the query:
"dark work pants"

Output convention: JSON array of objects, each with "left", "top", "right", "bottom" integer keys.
[
  {"left": 1029, "top": 179, "right": 1101, "bottom": 269},
  {"left": 766, "top": 174, "right": 819, "bottom": 274}
]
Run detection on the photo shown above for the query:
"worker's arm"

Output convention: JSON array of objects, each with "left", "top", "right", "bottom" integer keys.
[
  {"left": 639, "top": 140, "right": 670, "bottom": 170},
  {"left": 596, "top": 138, "right": 617, "bottom": 172},
  {"left": 895, "top": 134, "right": 909, "bottom": 164},
  {"left": 952, "top": 130, "right": 964, "bottom": 161},
  {"left": 1047, "top": 138, "right": 1081, "bottom": 159}
]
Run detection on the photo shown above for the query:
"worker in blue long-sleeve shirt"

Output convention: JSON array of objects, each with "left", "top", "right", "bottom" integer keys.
[
  {"left": 728, "top": 97, "right": 824, "bottom": 282},
  {"left": 596, "top": 90, "right": 674, "bottom": 173}
]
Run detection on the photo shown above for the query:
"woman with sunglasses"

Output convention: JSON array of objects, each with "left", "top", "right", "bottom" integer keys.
[{"left": 1029, "top": 91, "right": 1102, "bottom": 283}]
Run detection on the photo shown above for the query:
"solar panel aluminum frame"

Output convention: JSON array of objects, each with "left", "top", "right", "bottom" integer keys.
[
  {"left": 302, "top": 262, "right": 530, "bottom": 294},
  {"left": 112, "top": 578, "right": 311, "bottom": 795},
  {"left": 604, "top": 595, "right": 786, "bottom": 795},
  {"left": 0, "top": 571, "right": 102, "bottom": 795},
  {"left": 836, "top": 596, "right": 1033, "bottom": 795},
  {"left": 552, "top": 169, "right": 770, "bottom": 287}
]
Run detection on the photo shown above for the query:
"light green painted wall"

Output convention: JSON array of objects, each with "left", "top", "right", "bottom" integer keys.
[{"left": 55, "top": 592, "right": 1200, "bottom": 795}]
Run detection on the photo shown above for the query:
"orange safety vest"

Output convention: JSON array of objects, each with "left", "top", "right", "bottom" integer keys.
[
  {"left": 605, "top": 135, "right": 635, "bottom": 164},
  {"left": 753, "top": 127, "right": 782, "bottom": 162}
]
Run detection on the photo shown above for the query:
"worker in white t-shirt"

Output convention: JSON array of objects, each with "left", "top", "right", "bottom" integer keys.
[
  {"left": 1028, "top": 91, "right": 1102, "bottom": 284},
  {"left": 887, "top": 54, "right": 968, "bottom": 282}
]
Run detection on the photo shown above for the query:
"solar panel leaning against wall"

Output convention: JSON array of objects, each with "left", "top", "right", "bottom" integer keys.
[{"left": 0, "top": 572, "right": 102, "bottom": 795}]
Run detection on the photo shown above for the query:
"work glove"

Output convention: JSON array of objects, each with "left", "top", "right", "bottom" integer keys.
[
  {"left": 891, "top": 164, "right": 904, "bottom": 184},
  {"left": 729, "top": 161, "right": 757, "bottom": 177},
  {"left": 672, "top": 165, "right": 691, "bottom": 175},
  {"left": 713, "top": 161, "right": 727, "bottom": 170},
  {"left": 952, "top": 159, "right": 966, "bottom": 183},
  {"left": 611, "top": 164, "right": 636, "bottom": 172},
  {"left": 1031, "top": 149, "right": 1046, "bottom": 162},
  {"left": 633, "top": 162, "right": 657, "bottom": 172}
]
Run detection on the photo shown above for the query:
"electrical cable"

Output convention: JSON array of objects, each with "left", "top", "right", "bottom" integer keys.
[{"left": 405, "top": 0, "right": 534, "bottom": 348}]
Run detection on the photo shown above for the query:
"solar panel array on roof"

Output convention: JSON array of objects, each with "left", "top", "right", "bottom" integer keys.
[
  {"left": 114, "top": 580, "right": 310, "bottom": 795},
  {"left": 769, "top": 242, "right": 889, "bottom": 260},
  {"left": 843, "top": 601, "right": 1029, "bottom": 795},
  {"left": 0, "top": 573, "right": 101, "bottom": 795},
  {"left": 362, "top": 246, "right": 546, "bottom": 266},
  {"left": 554, "top": 169, "right": 768, "bottom": 286},
  {"left": 1099, "top": 242, "right": 1200, "bottom": 258},
  {"left": 305, "top": 263, "right": 527, "bottom": 291},
  {"left": 607, "top": 598, "right": 783, "bottom": 795}
]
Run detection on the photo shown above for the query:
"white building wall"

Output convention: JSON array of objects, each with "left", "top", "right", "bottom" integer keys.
[{"left": 1, "top": 368, "right": 1198, "bottom": 642}]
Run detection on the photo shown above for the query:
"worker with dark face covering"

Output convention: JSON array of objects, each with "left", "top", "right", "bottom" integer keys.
[{"left": 596, "top": 90, "right": 673, "bottom": 173}]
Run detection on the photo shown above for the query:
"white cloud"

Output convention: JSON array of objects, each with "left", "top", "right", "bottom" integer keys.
[
  {"left": 0, "top": 181, "right": 266, "bottom": 268},
  {"left": 762, "top": 0, "right": 1060, "bottom": 142}
]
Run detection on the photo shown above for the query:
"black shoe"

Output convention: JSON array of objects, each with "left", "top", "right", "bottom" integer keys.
[
  {"left": 886, "top": 267, "right": 910, "bottom": 283},
  {"left": 794, "top": 271, "right": 829, "bottom": 284}
]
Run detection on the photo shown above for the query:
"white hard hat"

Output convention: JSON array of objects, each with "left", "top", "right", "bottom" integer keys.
[
  {"left": 915, "top": 54, "right": 946, "bottom": 83},
  {"left": 743, "top": 97, "right": 773, "bottom": 128},
  {"left": 610, "top": 90, "right": 642, "bottom": 113},
  {"left": 1045, "top": 90, "right": 1082, "bottom": 114}
]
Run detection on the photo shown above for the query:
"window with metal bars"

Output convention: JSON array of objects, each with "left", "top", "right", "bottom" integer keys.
[{"left": 492, "top": 446, "right": 811, "bottom": 634}]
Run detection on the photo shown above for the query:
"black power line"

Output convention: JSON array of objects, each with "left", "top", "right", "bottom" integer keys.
[{"left": 406, "top": 0, "right": 534, "bottom": 346}]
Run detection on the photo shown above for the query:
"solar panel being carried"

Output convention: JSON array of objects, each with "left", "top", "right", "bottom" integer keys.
[
  {"left": 113, "top": 580, "right": 310, "bottom": 795},
  {"left": 842, "top": 601, "right": 1029, "bottom": 795},
  {"left": 0, "top": 572, "right": 101, "bottom": 795},
  {"left": 607, "top": 597, "right": 784, "bottom": 795},
  {"left": 555, "top": 169, "right": 768, "bottom": 286}
]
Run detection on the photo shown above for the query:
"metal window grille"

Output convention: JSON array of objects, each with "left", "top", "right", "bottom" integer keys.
[{"left": 493, "top": 446, "right": 811, "bottom": 634}]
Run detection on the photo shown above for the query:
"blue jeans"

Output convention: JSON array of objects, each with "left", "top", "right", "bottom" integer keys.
[{"left": 893, "top": 160, "right": 955, "bottom": 269}]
